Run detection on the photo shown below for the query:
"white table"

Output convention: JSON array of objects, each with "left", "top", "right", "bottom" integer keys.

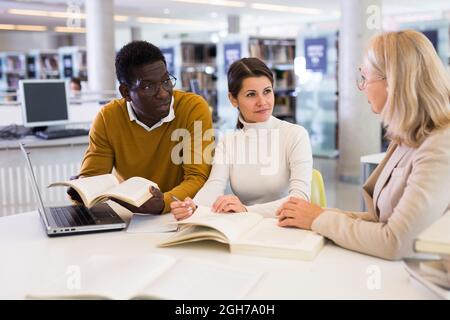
[{"left": 0, "top": 210, "right": 438, "bottom": 300}]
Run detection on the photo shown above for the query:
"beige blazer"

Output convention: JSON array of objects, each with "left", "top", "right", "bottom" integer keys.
[{"left": 312, "top": 126, "right": 450, "bottom": 260}]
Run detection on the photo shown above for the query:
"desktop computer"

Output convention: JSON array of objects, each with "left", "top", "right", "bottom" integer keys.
[{"left": 19, "top": 79, "right": 89, "bottom": 139}]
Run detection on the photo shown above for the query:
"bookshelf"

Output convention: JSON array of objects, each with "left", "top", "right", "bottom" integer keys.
[
  {"left": 0, "top": 52, "right": 26, "bottom": 92},
  {"left": 58, "top": 46, "right": 87, "bottom": 81},
  {"left": 180, "top": 42, "right": 218, "bottom": 121},
  {"left": 248, "top": 37, "right": 297, "bottom": 123},
  {"left": 26, "top": 50, "right": 60, "bottom": 79}
]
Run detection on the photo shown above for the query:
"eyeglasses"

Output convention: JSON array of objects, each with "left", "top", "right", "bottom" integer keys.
[
  {"left": 131, "top": 74, "right": 177, "bottom": 96},
  {"left": 356, "top": 69, "right": 385, "bottom": 91}
]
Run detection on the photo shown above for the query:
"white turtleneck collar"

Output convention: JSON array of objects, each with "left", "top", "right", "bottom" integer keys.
[{"left": 238, "top": 115, "right": 280, "bottom": 131}]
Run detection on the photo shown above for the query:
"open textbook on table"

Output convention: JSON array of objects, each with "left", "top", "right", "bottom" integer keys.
[{"left": 159, "top": 206, "right": 325, "bottom": 260}]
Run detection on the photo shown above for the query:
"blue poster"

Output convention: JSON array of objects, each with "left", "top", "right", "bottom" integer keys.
[
  {"left": 161, "top": 47, "right": 175, "bottom": 75},
  {"left": 224, "top": 43, "right": 241, "bottom": 73},
  {"left": 304, "top": 38, "right": 328, "bottom": 73},
  {"left": 422, "top": 30, "right": 438, "bottom": 51}
]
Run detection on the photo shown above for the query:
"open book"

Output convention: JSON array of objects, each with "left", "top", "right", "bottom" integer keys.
[
  {"left": 27, "top": 253, "right": 263, "bottom": 300},
  {"left": 414, "top": 211, "right": 450, "bottom": 256},
  {"left": 49, "top": 174, "right": 158, "bottom": 208},
  {"left": 159, "top": 206, "right": 325, "bottom": 261}
]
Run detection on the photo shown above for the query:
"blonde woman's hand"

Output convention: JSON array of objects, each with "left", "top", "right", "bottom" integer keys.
[
  {"left": 276, "top": 197, "right": 324, "bottom": 230},
  {"left": 170, "top": 197, "right": 197, "bottom": 221},
  {"left": 212, "top": 195, "right": 247, "bottom": 213}
]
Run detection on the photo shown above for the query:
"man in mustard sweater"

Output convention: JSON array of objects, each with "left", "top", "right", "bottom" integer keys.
[{"left": 69, "top": 41, "right": 213, "bottom": 214}]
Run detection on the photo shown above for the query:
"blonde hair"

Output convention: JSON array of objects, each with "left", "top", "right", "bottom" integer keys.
[{"left": 364, "top": 30, "right": 450, "bottom": 147}]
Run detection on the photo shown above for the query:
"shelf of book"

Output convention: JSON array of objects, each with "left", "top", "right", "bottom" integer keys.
[
  {"left": 58, "top": 46, "right": 87, "bottom": 81},
  {"left": 160, "top": 41, "right": 218, "bottom": 122},
  {"left": 0, "top": 52, "right": 26, "bottom": 92},
  {"left": 26, "top": 50, "right": 60, "bottom": 80}
]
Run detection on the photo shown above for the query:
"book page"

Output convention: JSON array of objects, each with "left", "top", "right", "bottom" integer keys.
[
  {"left": 416, "top": 212, "right": 450, "bottom": 248},
  {"left": 159, "top": 225, "right": 229, "bottom": 247},
  {"left": 27, "top": 253, "right": 176, "bottom": 300},
  {"left": 232, "top": 218, "right": 325, "bottom": 260},
  {"left": 104, "top": 177, "right": 158, "bottom": 207},
  {"left": 175, "top": 206, "right": 264, "bottom": 242},
  {"left": 136, "top": 257, "right": 263, "bottom": 300},
  {"left": 48, "top": 174, "right": 119, "bottom": 207}
]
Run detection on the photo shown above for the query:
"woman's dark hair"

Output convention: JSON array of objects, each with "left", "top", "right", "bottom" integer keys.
[
  {"left": 227, "top": 57, "right": 274, "bottom": 129},
  {"left": 115, "top": 40, "right": 166, "bottom": 85},
  {"left": 70, "top": 77, "right": 82, "bottom": 89}
]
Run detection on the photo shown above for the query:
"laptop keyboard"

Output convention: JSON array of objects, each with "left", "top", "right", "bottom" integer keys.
[{"left": 50, "top": 206, "right": 96, "bottom": 227}]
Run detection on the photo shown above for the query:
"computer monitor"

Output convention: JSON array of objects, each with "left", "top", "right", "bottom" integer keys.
[{"left": 19, "top": 79, "right": 70, "bottom": 127}]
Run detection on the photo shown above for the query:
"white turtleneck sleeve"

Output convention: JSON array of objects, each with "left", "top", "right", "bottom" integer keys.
[
  {"left": 193, "top": 116, "right": 313, "bottom": 217},
  {"left": 193, "top": 136, "right": 230, "bottom": 206}
]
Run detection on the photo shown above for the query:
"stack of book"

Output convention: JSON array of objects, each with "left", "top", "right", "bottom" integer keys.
[{"left": 403, "top": 212, "right": 450, "bottom": 299}]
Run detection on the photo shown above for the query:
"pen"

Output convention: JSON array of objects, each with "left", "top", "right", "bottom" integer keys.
[{"left": 170, "top": 195, "right": 184, "bottom": 232}]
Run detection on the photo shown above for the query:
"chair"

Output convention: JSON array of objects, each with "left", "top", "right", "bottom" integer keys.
[{"left": 311, "top": 169, "right": 327, "bottom": 207}]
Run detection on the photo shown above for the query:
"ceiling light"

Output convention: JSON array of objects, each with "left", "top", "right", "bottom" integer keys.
[
  {"left": 251, "top": 3, "right": 321, "bottom": 15},
  {"left": 137, "top": 17, "right": 204, "bottom": 25},
  {"left": 8, "top": 8, "right": 85, "bottom": 19},
  {"left": 172, "top": 0, "right": 246, "bottom": 8},
  {"left": 8, "top": 9, "right": 128, "bottom": 22},
  {"left": 0, "top": 24, "right": 47, "bottom": 31},
  {"left": 16, "top": 25, "right": 47, "bottom": 31},
  {"left": 0, "top": 24, "right": 16, "bottom": 30},
  {"left": 114, "top": 15, "right": 129, "bottom": 22},
  {"left": 54, "top": 26, "right": 86, "bottom": 33}
]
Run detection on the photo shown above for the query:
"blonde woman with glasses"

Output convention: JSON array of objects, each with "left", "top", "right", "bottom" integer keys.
[{"left": 276, "top": 30, "right": 450, "bottom": 260}]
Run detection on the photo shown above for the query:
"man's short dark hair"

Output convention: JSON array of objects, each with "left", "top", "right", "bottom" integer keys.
[{"left": 115, "top": 41, "right": 166, "bottom": 85}]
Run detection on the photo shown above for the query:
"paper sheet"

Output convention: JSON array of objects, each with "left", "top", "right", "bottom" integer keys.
[{"left": 127, "top": 213, "right": 178, "bottom": 233}]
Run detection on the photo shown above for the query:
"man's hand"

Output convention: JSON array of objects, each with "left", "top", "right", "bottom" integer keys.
[
  {"left": 110, "top": 186, "right": 164, "bottom": 214},
  {"left": 66, "top": 175, "right": 82, "bottom": 203}
]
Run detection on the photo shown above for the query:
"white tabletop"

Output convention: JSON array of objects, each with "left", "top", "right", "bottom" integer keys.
[
  {"left": 0, "top": 135, "right": 89, "bottom": 150},
  {"left": 0, "top": 211, "right": 438, "bottom": 300}
]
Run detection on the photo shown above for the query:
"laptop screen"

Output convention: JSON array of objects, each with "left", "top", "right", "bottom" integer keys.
[{"left": 19, "top": 143, "right": 50, "bottom": 227}]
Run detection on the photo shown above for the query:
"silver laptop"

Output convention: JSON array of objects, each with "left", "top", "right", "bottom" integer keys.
[{"left": 20, "top": 143, "right": 126, "bottom": 237}]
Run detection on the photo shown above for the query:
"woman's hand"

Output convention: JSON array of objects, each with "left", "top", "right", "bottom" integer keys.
[
  {"left": 212, "top": 195, "right": 247, "bottom": 213},
  {"left": 276, "top": 197, "right": 324, "bottom": 230},
  {"left": 170, "top": 197, "right": 197, "bottom": 221}
]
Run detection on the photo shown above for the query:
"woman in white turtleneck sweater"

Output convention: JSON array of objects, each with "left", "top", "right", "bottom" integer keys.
[{"left": 171, "top": 57, "right": 312, "bottom": 219}]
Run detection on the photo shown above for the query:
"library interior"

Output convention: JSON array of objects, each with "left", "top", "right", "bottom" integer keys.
[{"left": 0, "top": 0, "right": 449, "bottom": 301}]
